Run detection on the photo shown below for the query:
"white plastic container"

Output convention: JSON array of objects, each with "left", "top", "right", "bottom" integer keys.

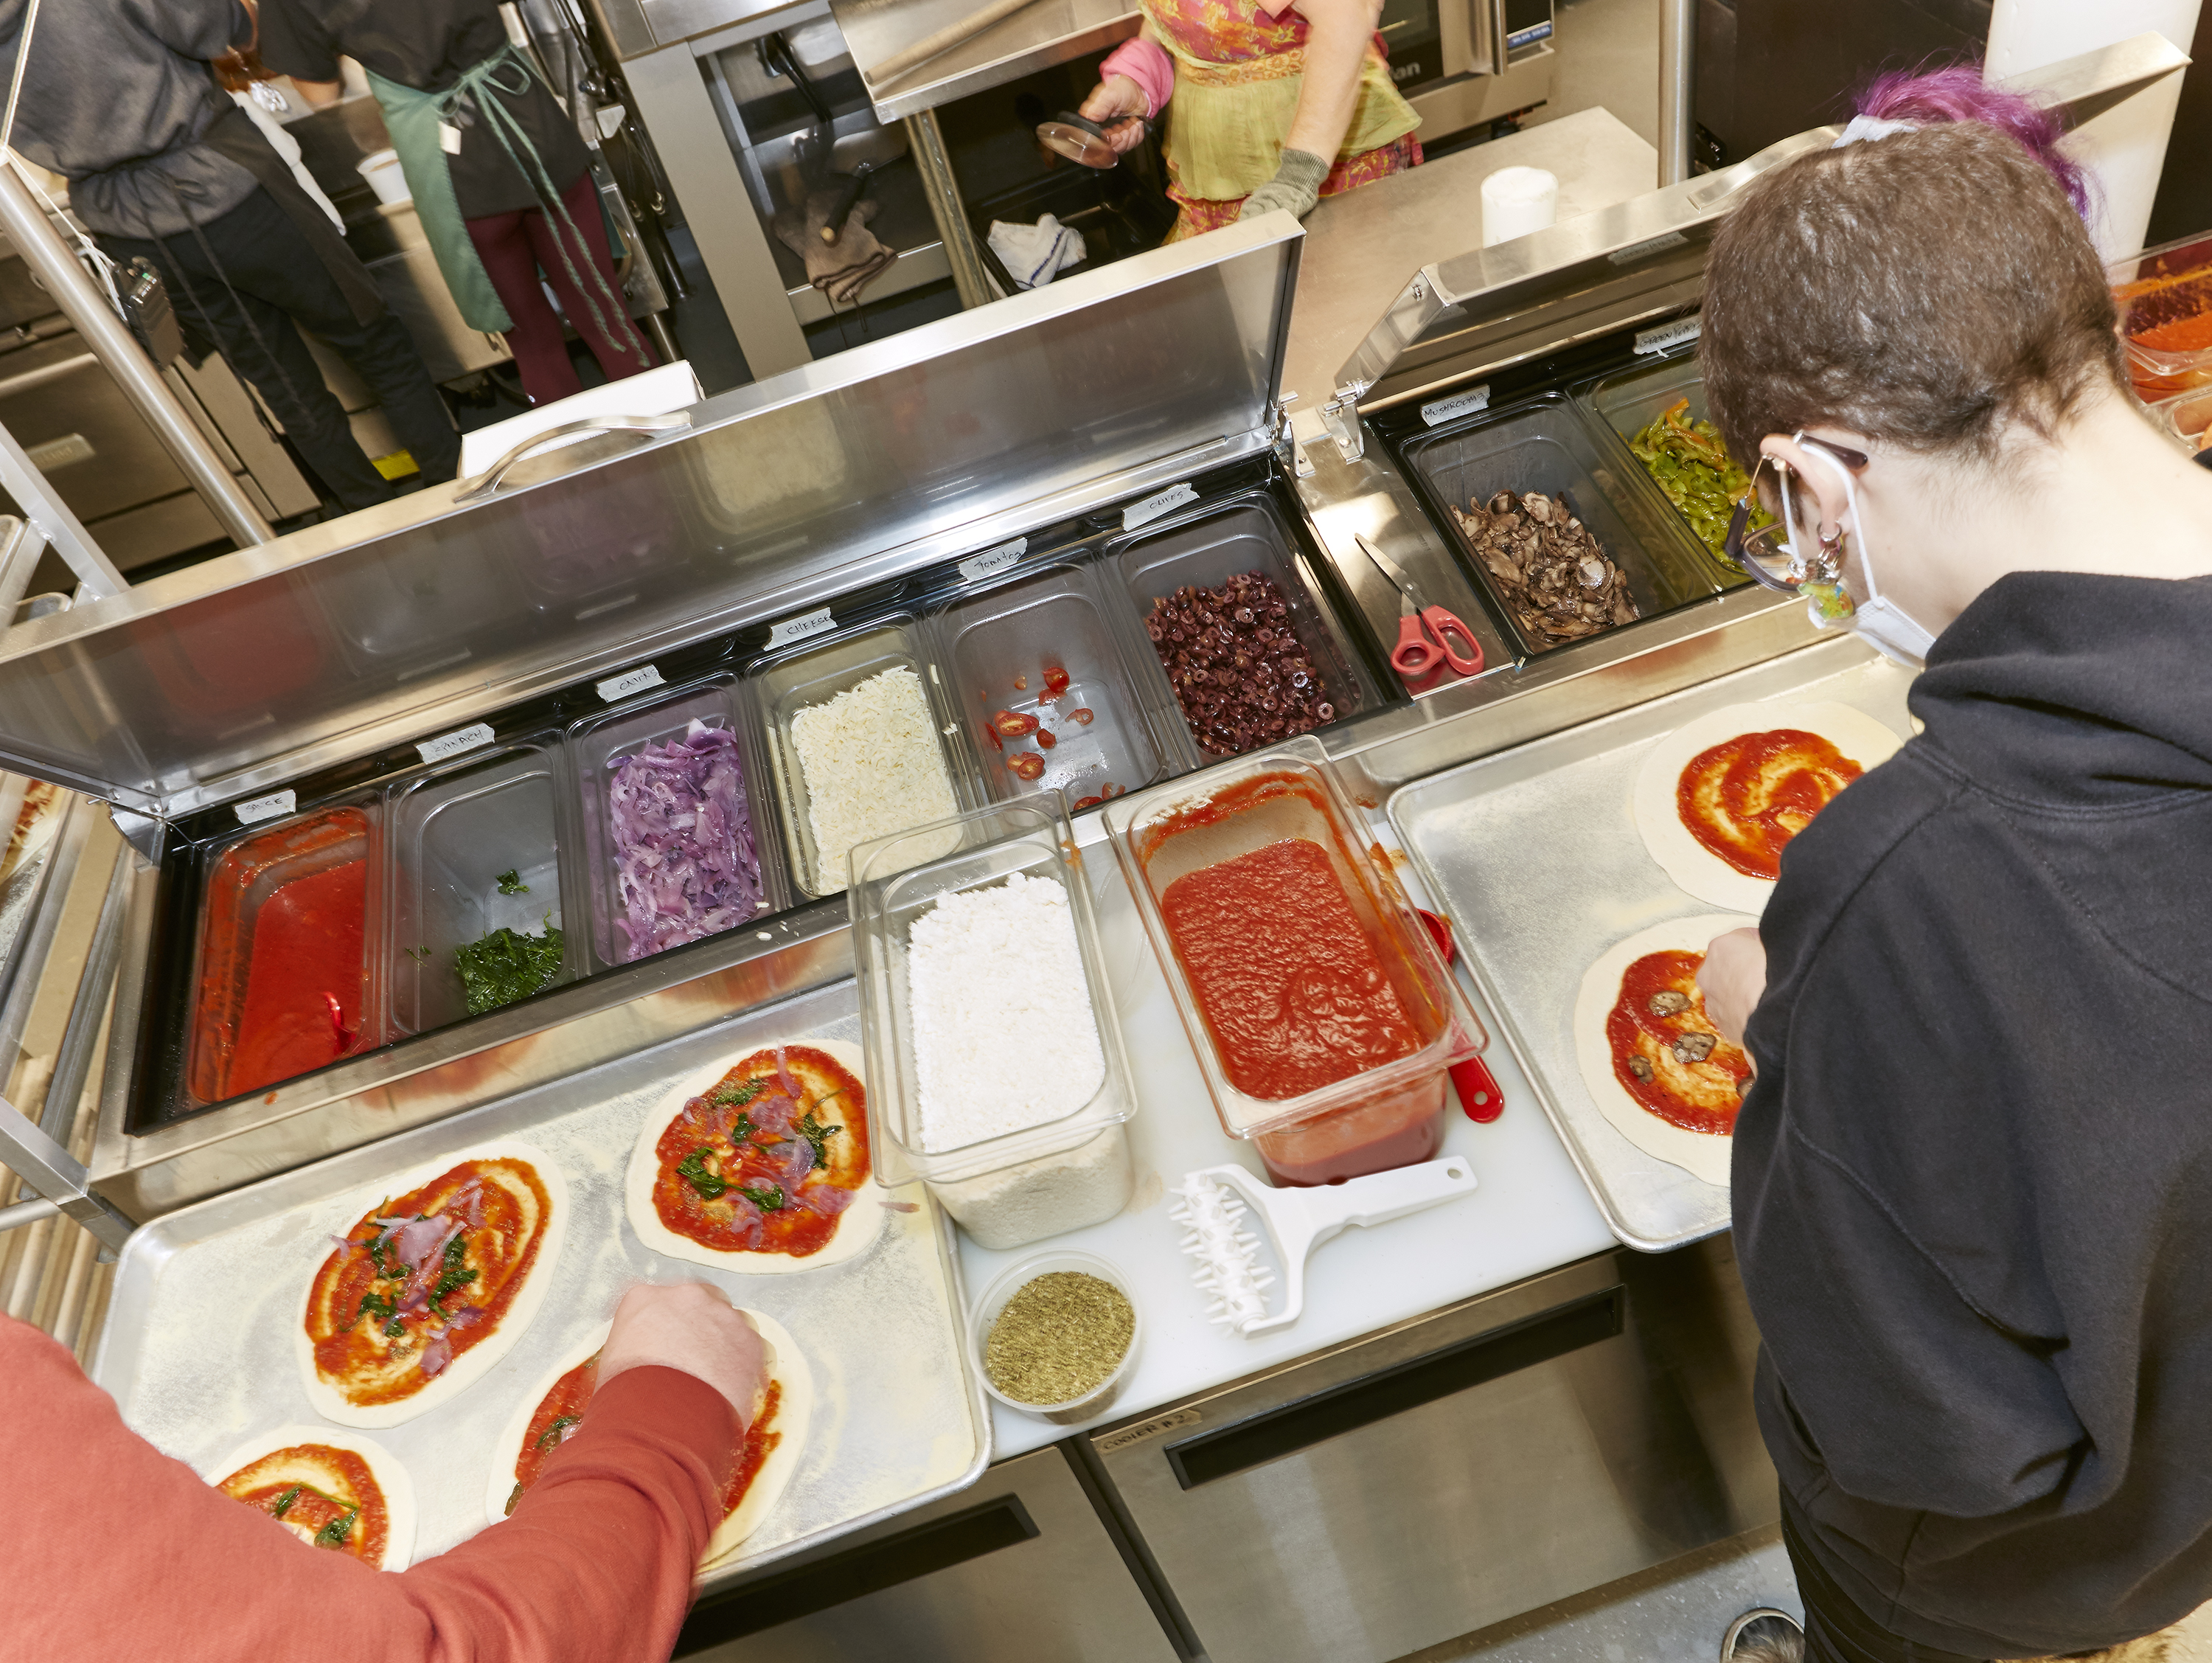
[
  {"left": 358, "top": 149, "right": 411, "bottom": 206},
  {"left": 1481, "top": 165, "right": 1558, "bottom": 247}
]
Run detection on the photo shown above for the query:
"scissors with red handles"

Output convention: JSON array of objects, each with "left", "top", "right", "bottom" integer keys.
[{"left": 1355, "top": 535, "right": 1484, "bottom": 681}]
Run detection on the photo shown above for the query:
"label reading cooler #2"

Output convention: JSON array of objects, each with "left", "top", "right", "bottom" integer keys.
[
  {"left": 766, "top": 608, "right": 837, "bottom": 651},
  {"left": 958, "top": 538, "right": 1027, "bottom": 582},
  {"left": 1123, "top": 482, "right": 1198, "bottom": 532},
  {"left": 415, "top": 722, "right": 493, "bottom": 765},
  {"left": 597, "top": 664, "right": 666, "bottom": 704},
  {"left": 234, "top": 790, "right": 296, "bottom": 826}
]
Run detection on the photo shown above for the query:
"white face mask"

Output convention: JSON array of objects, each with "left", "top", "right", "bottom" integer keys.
[{"left": 1782, "top": 435, "right": 1936, "bottom": 667}]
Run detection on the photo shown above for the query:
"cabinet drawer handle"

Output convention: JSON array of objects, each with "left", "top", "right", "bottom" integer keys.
[
  {"left": 1163, "top": 1288, "right": 1623, "bottom": 1490},
  {"left": 673, "top": 1495, "right": 1041, "bottom": 1654}
]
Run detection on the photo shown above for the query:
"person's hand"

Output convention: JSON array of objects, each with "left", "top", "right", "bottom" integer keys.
[
  {"left": 1238, "top": 148, "right": 1329, "bottom": 222},
  {"left": 599, "top": 1283, "right": 768, "bottom": 1425},
  {"left": 1697, "top": 928, "right": 1768, "bottom": 1051},
  {"left": 1076, "top": 74, "right": 1150, "bottom": 155}
]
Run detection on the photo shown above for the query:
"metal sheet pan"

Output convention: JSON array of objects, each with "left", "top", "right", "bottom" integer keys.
[
  {"left": 1385, "top": 635, "right": 1914, "bottom": 1250},
  {"left": 91, "top": 979, "right": 990, "bottom": 1589}
]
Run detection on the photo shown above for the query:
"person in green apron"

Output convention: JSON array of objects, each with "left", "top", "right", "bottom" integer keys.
[{"left": 259, "top": 0, "right": 654, "bottom": 406}]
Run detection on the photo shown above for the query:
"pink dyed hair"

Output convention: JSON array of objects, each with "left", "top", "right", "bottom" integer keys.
[{"left": 1858, "top": 64, "right": 2092, "bottom": 220}]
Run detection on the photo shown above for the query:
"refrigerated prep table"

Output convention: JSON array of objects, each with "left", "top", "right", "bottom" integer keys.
[{"left": 0, "top": 35, "right": 2175, "bottom": 1661}]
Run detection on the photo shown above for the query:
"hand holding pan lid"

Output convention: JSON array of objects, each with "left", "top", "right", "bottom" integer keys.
[{"left": 1037, "top": 111, "right": 1146, "bottom": 170}]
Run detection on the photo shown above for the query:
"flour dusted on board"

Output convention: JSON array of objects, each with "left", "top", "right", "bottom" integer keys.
[
  {"left": 790, "top": 666, "right": 959, "bottom": 893},
  {"left": 906, "top": 872, "right": 1105, "bottom": 1151}
]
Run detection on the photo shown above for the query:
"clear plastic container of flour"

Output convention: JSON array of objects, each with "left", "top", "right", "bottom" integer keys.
[{"left": 849, "top": 794, "right": 1137, "bottom": 1249}]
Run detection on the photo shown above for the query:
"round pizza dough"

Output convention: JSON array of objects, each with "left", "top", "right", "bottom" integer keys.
[
  {"left": 1572, "top": 914, "right": 1758, "bottom": 1188},
  {"left": 481, "top": 1310, "right": 813, "bottom": 1570},
  {"left": 296, "top": 1138, "right": 570, "bottom": 1430},
  {"left": 624, "top": 1038, "right": 884, "bottom": 1275},
  {"left": 204, "top": 1423, "right": 418, "bottom": 1572},
  {"left": 1632, "top": 701, "right": 1904, "bottom": 912}
]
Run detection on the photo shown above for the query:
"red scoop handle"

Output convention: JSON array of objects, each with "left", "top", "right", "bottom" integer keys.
[{"left": 1451, "top": 1055, "right": 1504, "bottom": 1123}]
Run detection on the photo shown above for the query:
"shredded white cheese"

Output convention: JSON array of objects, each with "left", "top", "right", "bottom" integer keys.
[
  {"left": 907, "top": 872, "right": 1106, "bottom": 1151},
  {"left": 790, "top": 665, "right": 959, "bottom": 894}
]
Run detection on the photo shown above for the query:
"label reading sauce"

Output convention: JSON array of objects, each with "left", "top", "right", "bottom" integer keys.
[
  {"left": 1123, "top": 482, "right": 1198, "bottom": 532},
  {"left": 765, "top": 608, "right": 837, "bottom": 652},
  {"left": 234, "top": 790, "right": 296, "bottom": 826},
  {"left": 416, "top": 722, "right": 494, "bottom": 766},
  {"left": 959, "top": 538, "right": 1027, "bottom": 582},
  {"left": 597, "top": 664, "right": 665, "bottom": 704}
]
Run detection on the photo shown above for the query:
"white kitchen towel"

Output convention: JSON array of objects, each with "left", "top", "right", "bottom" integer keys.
[{"left": 987, "top": 215, "right": 1088, "bottom": 290}]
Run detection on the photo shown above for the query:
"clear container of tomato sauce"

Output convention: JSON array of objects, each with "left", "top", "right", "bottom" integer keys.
[
  {"left": 1102, "top": 736, "right": 1486, "bottom": 1185},
  {"left": 187, "top": 801, "right": 382, "bottom": 1105}
]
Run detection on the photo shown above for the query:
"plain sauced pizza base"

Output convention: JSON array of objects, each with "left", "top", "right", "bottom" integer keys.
[
  {"left": 1571, "top": 914, "right": 1758, "bottom": 1188},
  {"left": 204, "top": 1423, "right": 418, "bottom": 1572},
  {"left": 295, "top": 1139, "right": 570, "bottom": 1430},
  {"left": 623, "top": 1039, "right": 884, "bottom": 1275},
  {"left": 1631, "top": 701, "right": 1904, "bottom": 912}
]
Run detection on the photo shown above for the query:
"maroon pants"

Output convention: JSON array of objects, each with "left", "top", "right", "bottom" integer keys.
[{"left": 465, "top": 170, "right": 653, "bottom": 405}]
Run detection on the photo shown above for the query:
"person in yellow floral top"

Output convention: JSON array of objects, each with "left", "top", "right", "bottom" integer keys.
[{"left": 1076, "top": 0, "right": 1420, "bottom": 239}]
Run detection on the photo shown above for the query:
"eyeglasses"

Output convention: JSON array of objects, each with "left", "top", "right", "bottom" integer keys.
[{"left": 1722, "top": 439, "right": 1868, "bottom": 598}]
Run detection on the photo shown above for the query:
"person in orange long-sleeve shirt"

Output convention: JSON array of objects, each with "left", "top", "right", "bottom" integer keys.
[{"left": 0, "top": 1282, "right": 762, "bottom": 1663}]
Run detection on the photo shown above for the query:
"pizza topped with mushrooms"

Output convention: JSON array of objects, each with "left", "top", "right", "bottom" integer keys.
[{"left": 1604, "top": 948, "right": 1753, "bottom": 1136}]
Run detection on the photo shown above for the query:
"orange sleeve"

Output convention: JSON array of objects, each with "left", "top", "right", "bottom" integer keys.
[{"left": 0, "top": 1313, "right": 738, "bottom": 1663}]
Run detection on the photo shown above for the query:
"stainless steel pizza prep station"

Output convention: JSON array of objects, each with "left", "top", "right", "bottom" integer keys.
[
  {"left": 1388, "top": 632, "right": 1913, "bottom": 1250},
  {"left": 89, "top": 980, "right": 989, "bottom": 1586}
]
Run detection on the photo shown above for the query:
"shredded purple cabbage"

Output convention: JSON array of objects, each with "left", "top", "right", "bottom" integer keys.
[{"left": 605, "top": 719, "right": 765, "bottom": 962}]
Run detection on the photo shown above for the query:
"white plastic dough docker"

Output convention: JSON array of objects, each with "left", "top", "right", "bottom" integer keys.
[{"left": 1169, "top": 1158, "right": 1478, "bottom": 1336}]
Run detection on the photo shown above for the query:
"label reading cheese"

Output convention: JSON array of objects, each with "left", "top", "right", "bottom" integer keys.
[
  {"left": 415, "top": 722, "right": 494, "bottom": 765},
  {"left": 766, "top": 608, "right": 838, "bottom": 651},
  {"left": 1122, "top": 482, "right": 1198, "bottom": 532},
  {"left": 596, "top": 664, "right": 665, "bottom": 704},
  {"left": 234, "top": 790, "right": 296, "bottom": 826},
  {"left": 1420, "top": 386, "right": 1490, "bottom": 428},
  {"left": 958, "top": 538, "right": 1027, "bottom": 582}
]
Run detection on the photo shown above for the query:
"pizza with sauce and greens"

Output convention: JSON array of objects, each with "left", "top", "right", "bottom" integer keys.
[
  {"left": 301, "top": 1144, "right": 567, "bottom": 1427},
  {"left": 209, "top": 1426, "right": 415, "bottom": 1570}
]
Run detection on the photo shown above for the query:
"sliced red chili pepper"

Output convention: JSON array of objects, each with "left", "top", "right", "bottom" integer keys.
[
  {"left": 1042, "top": 666, "right": 1070, "bottom": 698},
  {"left": 1066, "top": 707, "right": 1094, "bottom": 725},
  {"left": 1006, "top": 752, "right": 1046, "bottom": 781},
  {"left": 1036, "top": 729, "right": 1057, "bottom": 749},
  {"left": 991, "top": 710, "right": 1040, "bottom": 738},
  {"left": 1073, "top": 795, "right": 1103, "bottom": 810}
]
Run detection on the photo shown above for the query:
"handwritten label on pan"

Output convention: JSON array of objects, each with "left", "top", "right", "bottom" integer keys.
[
  {"left": 765, "top": 608, "right": 837, "bottom": 651},
  {"left": 415, "top": 722, "right": 493, "bottom": 766},
  {"left": 596, "top": 664, "right": 665, "bottom": 704},
  {"left": 1122, "top": 482, "right": 1197, "bottom": 532},
  {"left": 959, "top": 538, "right": 1027, "bottom": 582},
  {"left": 1608, "top": 232, "right": 1688, "bottom": 266},
  {"left": 1633, "top": 318, "right": 1702, "bottom": 356},
  {"left": 1420, "top": 385, "right": 1490, "bottom": 428},
  {"left": 234, "top": 790, "right": 296, "bottom": 827}
]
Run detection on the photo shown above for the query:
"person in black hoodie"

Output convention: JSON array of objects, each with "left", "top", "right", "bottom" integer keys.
[{"left": 1688, "top": 70, "right": 2212, "bottom": 1663}]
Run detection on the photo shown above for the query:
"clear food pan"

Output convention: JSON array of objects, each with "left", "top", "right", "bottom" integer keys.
[
  {"left": 186, "top": 797, "right": 383, "bottom": 1106},
  {"left": 1579, "top": 354, "right": 1759, "bottom": 583},
  {"left": 1101, "top": 735, "right": 1485, "bottom": 1187},
  {"left": 1106, "top": 495, "right": 1379, "bottom": 765},
  {"left": 930, "top": 562, "right": 1170, "bottom": 813},
  {"left": 849, "top": 794, "right": 1136, "bottom": 1251},
  {"left": 2111, "top": 230, "right": 2212, "bottom": 401},
  {"left": 751, "top": 617, "right": 984, "bottom": 899},
  {"left": 385, "top": 742, "right": 580, "bottom": 1035},
  {"left": 566, "top": 673, "right": 785, "bottom": 973},
  {"left": 1401, "top": 392, "right": 1721, "bottom": 659}
]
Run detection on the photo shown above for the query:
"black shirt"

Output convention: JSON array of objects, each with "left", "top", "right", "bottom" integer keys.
[
  {"left": 1736, "top": 571, "right": 2212, "bottom": 1656},
  {"left": 257, "top": 0, "right": 591, "bottom": 218}
]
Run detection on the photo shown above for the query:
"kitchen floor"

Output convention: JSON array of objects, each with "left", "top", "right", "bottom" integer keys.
[{"left": 1391, "top": 1523, "right": 2212, "bottom": 1663}]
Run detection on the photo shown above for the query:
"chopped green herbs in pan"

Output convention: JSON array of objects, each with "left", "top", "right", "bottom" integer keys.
[
  {"left": 496, "top": 869, "right": 529, "bottom": 895},
  {"left": 453, "top": 918, "right": 564, "bottom": 1016}
]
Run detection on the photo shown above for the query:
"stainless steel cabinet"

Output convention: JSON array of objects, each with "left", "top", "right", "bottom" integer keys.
[
  {"left": 1085, "top": 1240, "right": 1773, "bottom": 1663},
  {"left": 678, "top": 1445, "right": 1181, "bottom": 1662}
]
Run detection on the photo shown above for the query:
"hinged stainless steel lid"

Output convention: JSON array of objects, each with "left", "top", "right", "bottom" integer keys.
[
  {"left": 0, "top": 218, "right": 1304, "bottom": 819},
  {"left": 1331, "top": 32, "right": 2189, "bottom": 414}
]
